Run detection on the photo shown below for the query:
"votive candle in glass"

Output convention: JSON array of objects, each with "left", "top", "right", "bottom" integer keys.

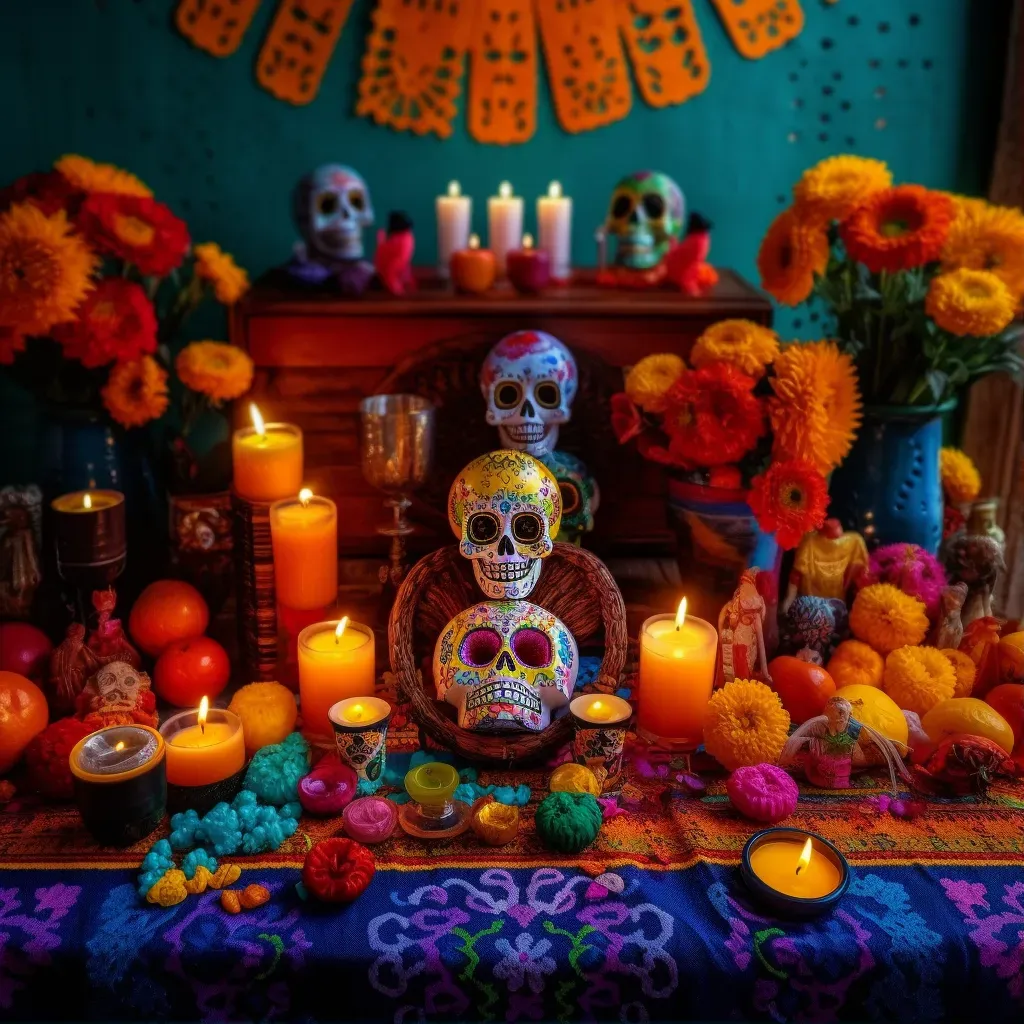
[{"left": 51, "top": 489, "right": 126, "bottom": 585}]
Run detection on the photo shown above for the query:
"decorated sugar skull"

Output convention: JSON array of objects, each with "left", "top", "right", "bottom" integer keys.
[
  {"left": 434, "top": 600, "right": 578, "bottom": 732},
  {"left": 292, "top": 164, "right": 374, "bottom": 262},
  {"left": 540, "top": 450, "right": 599, "bottom": 545},
  {"left": 449, "top": 450, "right": 561, "bottom": 600},
  {"left": 480, "top": 331, "right": 578, "bottom": 456},
  {"left": 605, "top": 171, "right": 684, "bottom": 271}
]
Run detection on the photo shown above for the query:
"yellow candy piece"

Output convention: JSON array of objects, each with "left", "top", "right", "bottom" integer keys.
[
  {"left": 549, "top": 763, "right": 600, "bottom": 796},
  {"left": 209, "top": 863, "right": 242, "bottom": 890},
  {"left": 182, "top": 865, "right": 212, "bottom": 895},
  {"left": 146, "top": 869, "right": 188, "bottom": 907},
  {"left": 470, "top": 796, "right": 519, "bottom": 846}
]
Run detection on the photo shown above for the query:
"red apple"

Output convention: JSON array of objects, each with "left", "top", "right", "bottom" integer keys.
[{"left": 0, "top": 622, "right": 53, "bottom": 683}]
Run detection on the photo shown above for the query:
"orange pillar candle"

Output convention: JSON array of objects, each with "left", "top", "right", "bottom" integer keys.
[
  {"left": 232, "top": 403, "right": 304, "bottom": 502},
  {"left": 637, "top": 598, "right": 718, "bottom": 749},
  {"left": 160, "top": 699, "right": 246, "bottom": 787},
  {"left": 270, "top": 489, "right": 338, "bottom": 610},
  {"left": 297, "top": 618, "right": 376, "bottom": 743},
  {"left": 450, "top": 234, "right": 497, "bottom": 294}
]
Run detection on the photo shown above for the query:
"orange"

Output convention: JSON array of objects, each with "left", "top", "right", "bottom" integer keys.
[
  {"left": 983, "top": 684, "right": 1024, "bottom": 752},
  {"left": 129, "top": 580, "right": 209, "bottom": 657},
  {"left": 997, "top": 632, "right": 1024, "bottom": 686},
  {"left": 827, "top": 640, "right": 885, "bottom": 689},
  {"left": 0, "top": 671, "right": 49, "bottom": 775},
  {"left": 834, "top": 683, "right": 908, "bottom": 746},
  {"left": 154, "top": 636, "right": 230, "bottom": 707},
  {"left": 767, "top": 656, "right": 836, "bottom": 724},
  {"left": 921, "top": 697, "right": 1015, "bottom": 755},
  {"left": 229, "top": 682, "right": 298, "bottom": 755}
]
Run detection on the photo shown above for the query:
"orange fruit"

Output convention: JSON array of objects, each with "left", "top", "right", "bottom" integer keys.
[
  {"left": 0, "top": 671, "right": 49, "bottom": 775},
  {"left": 834, "top": 684, "right": 908, "bottom": 746},
  {"left": 154, "top": 636, "right": 230, "bottom": 707},
  {"left": 983, "top": 684, "right": 1024, "bottom": 752},
  {"left": 997, "top": 632, "right": 1024, "bottom": 686},
  {"left": 767, "top": 656, "right": 836, "bottom": 724},
  {"left": 827, "top": 640, "right": 885, "bottom": 689},
  {"left": 129, "top": 580, "right": 209, "bottom": 657},
  {"left": 229, "top": 682, "right": 298, "bottom": 755},
  {"left": 921, "top": 697, "right": 1015, "bottom": 754}
]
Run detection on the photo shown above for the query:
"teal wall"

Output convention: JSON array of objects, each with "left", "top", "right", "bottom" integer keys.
[{"left": 0, "top": 0, "right": 1010, "bottom": 478}]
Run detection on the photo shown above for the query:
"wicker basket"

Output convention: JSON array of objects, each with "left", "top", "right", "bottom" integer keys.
[{"left": 389, "top": 542, "right": 628, "bottom": 766}]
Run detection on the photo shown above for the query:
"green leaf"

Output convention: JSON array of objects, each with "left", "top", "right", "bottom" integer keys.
[{"left": 925, "top": 369, "right": 949, "bottom": 402}]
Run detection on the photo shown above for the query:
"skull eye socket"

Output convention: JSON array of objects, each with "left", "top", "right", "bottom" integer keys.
[
  {"left": 610, "top": 193, "right": 633, "bottom": 220},
  {"left": 460, "top": 627, "right": 502, "bottom": 667},
  {"left": 348, "top": 189, "right": 366, "bottom": 212},
  {"left": 512, "top": 512, "right": 543, "bottom": 544},
  {"left": 494, "top": 381, "right": 523, "bottom": 410},
  {"left": 511, "top": 627, "right": 552, "bottom": 668},
  {"left": 467, "top": 512, "right": 500, "bottom": 545},
  {"left": 559, "top": 482, "right": 581, "bottom": 515},
  {"left": 316, "top": 192, "right": 340, "bottom": 216},
  {"left": 534, "top": 381, "right": 561, "bottom": 409},
  {"left": 642, "top": 192, "right": 666, "bottom": 220}
]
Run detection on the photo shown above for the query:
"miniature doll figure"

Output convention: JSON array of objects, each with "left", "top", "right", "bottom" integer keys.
[{"left": 781, "top": 518, "right": 868, "bottom": 614}]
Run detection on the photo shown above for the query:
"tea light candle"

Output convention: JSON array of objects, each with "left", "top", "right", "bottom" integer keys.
[
  {"left": 399, "top": 760, "right": 470, "bottom": 838},
  {"left": 741, "top": 828, "right": 850, "bottom": 917},
  {"left": 297, "top": 618, "right": 376, "bottom": 743},
  {"left": 436, "top": 180, "right": 471, "bottom": 279},
  {"left": 343, "top": 795, "right": 398, "bottom": 843},
  {"left": 487, "top": 181, "right": 523, "bottom": 277},
  {"left": 232, "top": 403, "right": 304, "bottom": 503},
  {"left": 637, "top": 598, "right": 718, "bottom": 749},
  {"left": 537, "top": 180, "right": 572, "bottom": 281},
  {"left": 270, "top": 489, "right": 338, "bottom": 610},
  {"left": 506, "top": 233, "right": 552, "bottom": 294},
  {"left": 51, "top": 489, "right": 126, "bottom": 584},
  {"left": 331, "top": 696, "right": 391, "bottom": 727},
  {"left": 160, "top": 698, "right": 246, "bottom": 788},
  {"left": 570, "top": 694, "right": 631, "bottom": 725},
  {"left": 450, "top": 234, "right": 497, "bottom": 294}
]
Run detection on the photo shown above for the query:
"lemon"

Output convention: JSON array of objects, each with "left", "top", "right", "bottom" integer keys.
[
  {"left": 834, "top": 684, "right": 908, "bottom": 746},
  {"left": 922, "top": 697, "right": 1014, "bottom": 754}
]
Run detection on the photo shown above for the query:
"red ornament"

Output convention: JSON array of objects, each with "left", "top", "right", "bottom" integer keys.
[
  {"left": 302, "top": 837, "right": 375, "bottom": 903},
  {"left": 24, "top": 717, "right": 93, "bottom": 801},
  {"left": 298, "top": 756, "right": 359, "bottom": 816},
  {"left": 0, "top": 622, "right": 53, "bottom": 682}
]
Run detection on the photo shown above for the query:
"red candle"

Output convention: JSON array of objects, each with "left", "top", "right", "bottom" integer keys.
[
  {"left": 506, "top": 234, "right": 552, "bottom": 294},
  {"left": 450, "top": 234, "right": 497, "bottom": 294}
]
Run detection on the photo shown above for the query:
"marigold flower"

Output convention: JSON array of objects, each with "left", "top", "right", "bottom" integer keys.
[
  {"left": 193, "top": 242, "right": 249, "bottom": 305},
  {"left": 925, "top": 268, "right": 1015, "bottom": 337},
  {"left": 942, "top": 199, "right": 1024, "bottom": 299},
  {"left": 793, "top": 154, "right": 892, "bottom": 225},
  {"left": 850, "top": 583, "right": 929, "bottom": 655},
  {"left": 624, "top": 353, "right": 685, "bottom": 414},
  {"left": 757, "top": 208, "right": 829, "bottom": 306},
  {"left": 55, "top": 154, "right": 152, "bottom": 198},
  {"left": 52, "top": 278, "right": 157, "bottom": 368},
  {"left": 883, "top": 645, "right": 956, "bottom": 717},
  {"left": 939, "top": 447, "right": 982, "bottom": 504},
  {"left": 690, "top": 319, "right": 780, "bottom": 378},
  {"left": 176, "top": 341, "right": 254, "bottom": 403},
  {"left": 101, "top": 355, "right": 169, "bottom": 428},
  {"left": 748, "top": 458, "right": 829, "bottom": 550},
  {"left": 942, "top": 648, "right": 976, "bottom": 698},
  {"left": 78, "top": 193, "right": 190, "bottom": 277},
  {"left": 827, "top": 639, "right": 885, "bottom": 689},
  {"left": 703, "top": 679, "right": 791, "bottom": 770}
]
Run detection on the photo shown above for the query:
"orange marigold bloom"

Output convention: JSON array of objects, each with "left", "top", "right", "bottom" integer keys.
[
  {"left": 703, "top": 679, "right": 791, "bottom": 770},
  {"left": 883, "top": 645, "right": 956, "bottom": 718},
  {"left": 840, "top": 186, "right": 955, "bottom": 273},
  {"left": 793, "top": 154, "right": 892, "bottom": 225},
  {"left": 757, "top": 208, "right": 829, "bottom": 306},
  {"left": 55, "top": 154, "right": 152, "bottom": 198},
  {"left": 748, "top": 458, "right": 829, "bottom": 550},
  {"left": 691, "top": 319, "right": 780, "bottom": 378},
  {"left": 101, "top": 355, "right": 169, "bottom": 428},
  {"left": 176, "top": 341, "right": 254, "bottom": 402},
  {"left": 193, "top": 243, "right": 249, "bottom": 305},
  {"left": 925, "top": 268, "right": 1015, "bottom": 337},
  {"left": 942, "top": 199, "right": 1024, "bottom": 299},
  {"left": 850, "top": 583, "right": 929, "bottom": 655}
]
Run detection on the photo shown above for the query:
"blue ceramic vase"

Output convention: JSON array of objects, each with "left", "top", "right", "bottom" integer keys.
[{"left": 828, "top": 403, "right": 953, "bottom": 555}]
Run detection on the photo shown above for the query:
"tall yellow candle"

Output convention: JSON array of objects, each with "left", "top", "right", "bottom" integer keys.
[
  {"left": 232, "top": 403, "right": 303, "bottom": 502},
  {"left": 749, "top": 837, "right": 842, "bottom": 899},
  {"left": 160, "top": 700, "right": 246, "bottom": 787},
  {"left": 270, "top": 490, "right": 338, "bottom": 610},
  {"left": 298, "top": 618, "right": 376, "bottom": 742},
  {"left": 638, "top": 598, "right": 718, "bottom": 749}
]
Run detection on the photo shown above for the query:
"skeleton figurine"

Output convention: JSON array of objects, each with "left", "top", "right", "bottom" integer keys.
[
  {"left": 596, "top": 170, "right": 685, "bottom": 288},
  {"left": 287, "top": 164, "right": 375, "bottom": 296},
  {"left": 448, "top": 450, "right": 561, "bottom": 600},
  {"left": 434, "top": 600, "right": 578, "bottom": 732},
  {"left": 75, "top": 660, "right": 158, "bottom": 731}
]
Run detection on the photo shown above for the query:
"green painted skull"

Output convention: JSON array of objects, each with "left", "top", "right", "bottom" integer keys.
[
  {"left": 605, "top": 170, "right": 685, "bottom": 271},
  {"left": 540, "top": 450, "right": 599, "bottom": 545}
]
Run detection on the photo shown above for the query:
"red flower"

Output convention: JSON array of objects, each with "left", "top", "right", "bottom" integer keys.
[
  {"left": 748, "top": 459, "right": 829, "bottom": 550},
  {"left": 610, "top": 392, "right": 643, "bottom": 444},
  {"left": 52, "top": 278, "right": 158, "bottom": 368},
  {"left": 661, "top": 362, "right": 764, "bottom": 466},
  {"left": 77, "top": 193, "right": 190, "bottom": 276},
  {"left": 637, "top": 432, "right": 686, "bottom": 467},
  {"left": 709, "top": 465, "right": 743, "bottom": 490},
  {"left": 0, "top": 171, "right": 79, "bottom": 217}
]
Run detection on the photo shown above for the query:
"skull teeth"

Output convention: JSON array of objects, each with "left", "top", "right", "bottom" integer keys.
[
  {"left": 466, "top": 679, "right": 542, "bottom": 715},
  {"left": 480, "top": 560, "right": 533, "bottom": 582},
  {"left": 507, "top": 424, "right": 547, "bottom": 442}
]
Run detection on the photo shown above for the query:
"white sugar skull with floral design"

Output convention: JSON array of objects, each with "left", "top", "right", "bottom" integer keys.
[
  {"left": 449, "top": 450, "right": 561, "bottom": 600},
  {"left": 434, "top": 600, "right": 578, "bottom": 731}
]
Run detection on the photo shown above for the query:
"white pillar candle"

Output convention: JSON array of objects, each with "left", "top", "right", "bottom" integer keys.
[
  {"left": 436, "top": 180, "right": 471, "bottom": 279},
  {"left": 487, "top": 181, "right": 523, "bottom": 278},
  {"left": 537, "top": 180, "right": 572, "bottom": 282}
]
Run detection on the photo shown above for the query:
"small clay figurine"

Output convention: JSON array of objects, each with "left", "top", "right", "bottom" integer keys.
[
  {"left": 930, "top": 582, "right": 968, "bottom": 649},
  {"left": 718, "top": 568, "right": 771, "bottom": 684},
  {"left": 780, "top": 696, "right": 912, "bottom": 792},
  {"left": 0, "top": 486, "right": 42, "bottom": 618},
  {"left": 75, "top": 660, "right": 158, "bottom": 730},
  {"left": 374, "top": 211, "right": 416, "bottom": 296},
  {"left": 287, "top": 164, "right": 375, "bottom": 296},
  {"left": 48, "top": 623, "right": 101, "bottom": 717},
  {"left": 966, "top": 499, "right": 1006, "bottom": 552},
  {"left": 86, "top": 588, "right": 141, "bottom": 667},
  {"left": 780, "top": 595, "right": 848, "bottom": 661},
  {"left": 663, "top": 213, "right": 716, "bottom": 296},
  {"left": 941, "top": 531, "right": 1005, "bottom": 627},
  {"left": 782, "top": 518, "right": 868, "bottom": 614}
]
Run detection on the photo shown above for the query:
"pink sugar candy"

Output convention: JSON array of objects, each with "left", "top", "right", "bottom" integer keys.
[
  {"left": 343, "top": 796, "right": 398, "bottom": 844},
  {"left": 726, "top": 763, "right": 799, "bottom": 823}
]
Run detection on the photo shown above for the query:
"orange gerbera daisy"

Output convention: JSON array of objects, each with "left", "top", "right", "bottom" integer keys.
[
  {"left": 101, "top": 355, "right": 169, "bottom": 428},
  {"left": 840, "top": 186, "right": 954, "bottom": 273},
  {"left": 757, "top": 208, "right": 829, "bottom": 306},
  {"left": 748, "top": 458, "right": 829, "bottom": 550},
  {"left": 78, "top": 193, "right": 190, "bottom": 277},
  {"left": 52, "top": 278, "right": 158, "bottom": 368}
]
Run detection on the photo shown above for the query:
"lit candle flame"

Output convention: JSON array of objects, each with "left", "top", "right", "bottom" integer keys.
[
  {"left": 675, "top": 597, "right": 687, "bottom": 630},
  {"left": 249, "top": 402, "right": 266, "bottom": 437},
  {"left": 83, "top": 492, "right": 93, "bottom": 510},
  {"left": 299, "top": 487, "right": 313, "bottom": 507},
  {"left": 468, "top": 233, "right": 480, "bottom": 250},
  {"left": 114, "top": 740, "right": 125, "bottom": 752},
  {"left": 499, "top": 181, "right": 512, "bottom": 199},
  {"left": 548, "top": 181, "right": 562, "bottom": 198},
  {"left": 522, "top": 233, "right": 534, "bottom": 250},
  {"left": 591, "top": 700, "right": 603, "bottom": 713},
  {"left": 350, "top": 703, "right": 364, "bottom": 722},
  {"left": 198, "top": 695, "right": 209, "bottom": 735},
  {"left": 795, "top": 837, "right": 813, "bottom": 876},
  {"left": 335, "top": 616, "right": 349, "bottom": 644},
  {"left": 447, "top": 180, "right": 461, "bottom": 197}
]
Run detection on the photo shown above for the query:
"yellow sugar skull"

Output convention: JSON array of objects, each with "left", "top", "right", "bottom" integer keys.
[{"left": 448, "top": 450, "right": 561, "bottom": 600}]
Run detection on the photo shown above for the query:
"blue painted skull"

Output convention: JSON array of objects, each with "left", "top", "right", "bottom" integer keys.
[{"left": 292, "top": 164, "right": 374, "bottom": 262}]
